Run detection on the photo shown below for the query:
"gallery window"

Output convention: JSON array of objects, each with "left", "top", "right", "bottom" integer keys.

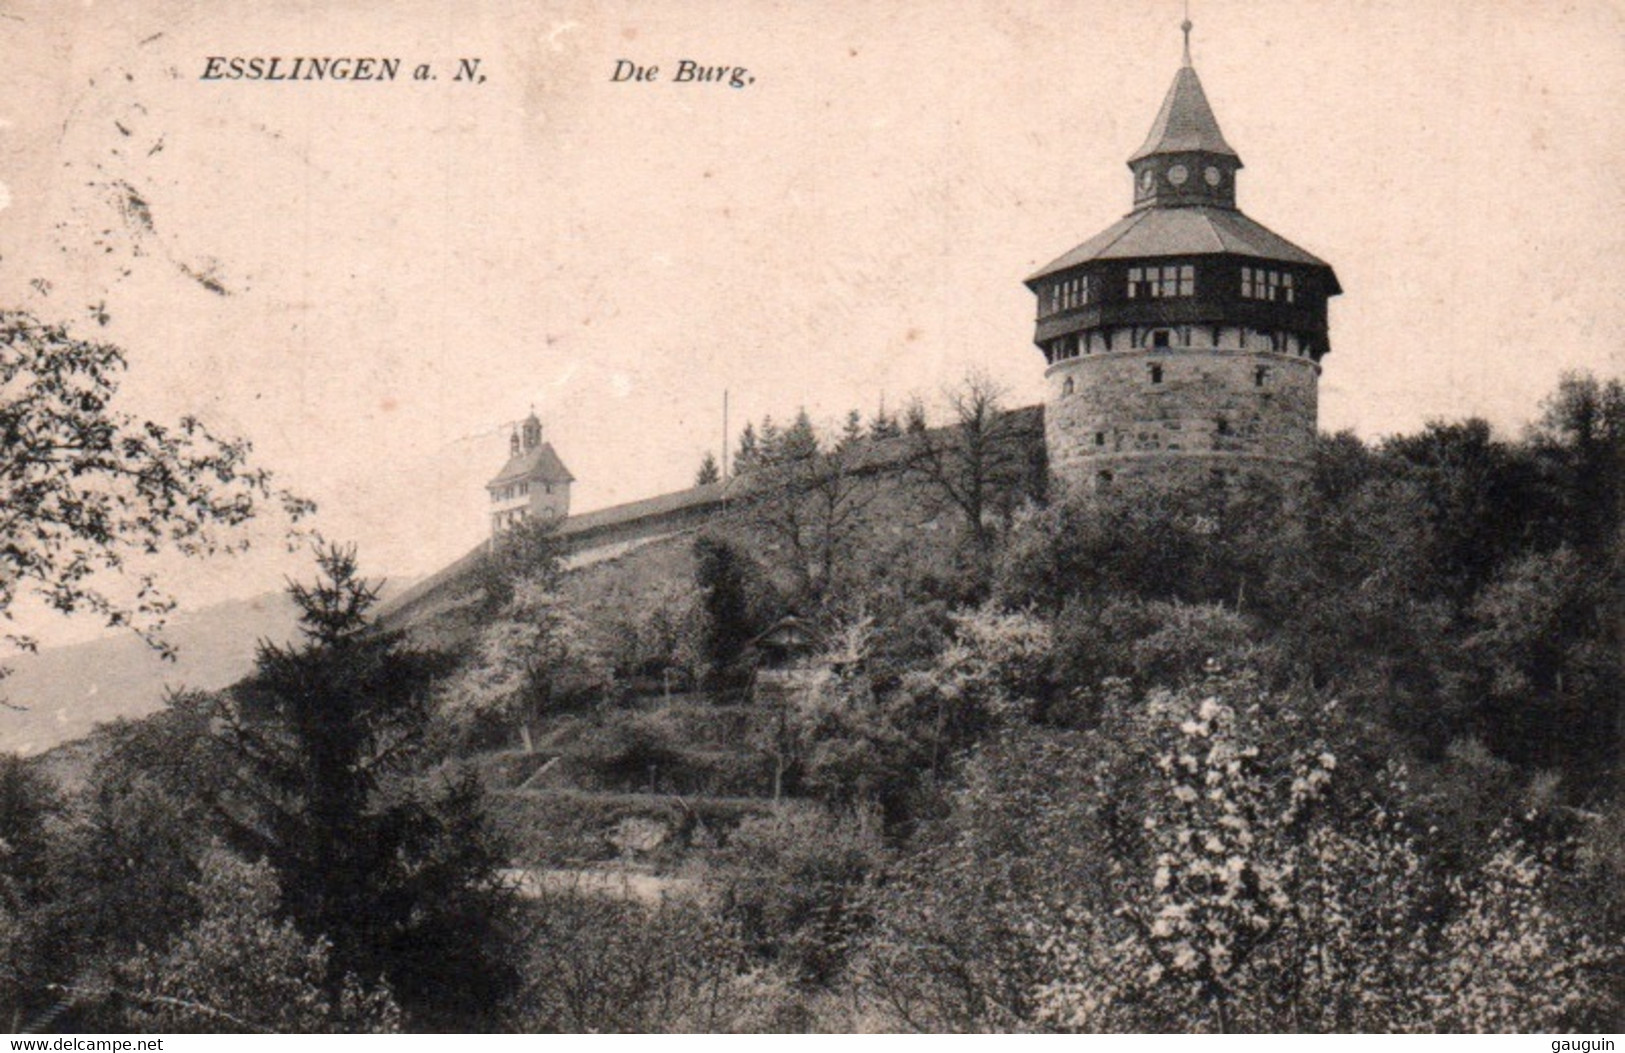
[
  {"left": 1241, "top": 266, "right": 1296, "bottom": 304},
  {"left": 1128, "top": 264, "right": 1194, "bottom": 299}
]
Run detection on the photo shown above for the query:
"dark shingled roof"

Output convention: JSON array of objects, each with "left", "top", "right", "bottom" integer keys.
[
  {"left": 1128, "top": 64, "right": 1239, "bottom": 163},
  {"left": 487, "top": 443, "right": 575, "bottom": 488},
  {"left": 1027, "top": 206, "right": 1335, "bottom": 283}
]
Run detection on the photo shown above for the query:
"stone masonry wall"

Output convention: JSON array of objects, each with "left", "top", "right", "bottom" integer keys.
[{"left": 1045, "top": 347, "right": 1318, "bottom": 497}]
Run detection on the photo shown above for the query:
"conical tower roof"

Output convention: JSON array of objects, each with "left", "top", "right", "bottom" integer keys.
[{"left": 1128, "top": 63, "right": 1239, "bottom": 164}]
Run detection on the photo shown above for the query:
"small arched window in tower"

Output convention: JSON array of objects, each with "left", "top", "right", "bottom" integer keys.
[
  {"left": 1255, "top": 365, "right": 1270, "bottom": 387},
  {"left": 1095, "top": 431, "right": 1106, "bottom": 446},
  {"left": 1216, "top": 417, "right": 1231, "bottom": 436},
  {"left": 1097, "top": 470, "right": 1114, "bottom": 490},
  {"left": 1149, "top": 363, "right": 1164, "bottom": 384},
  {"left": 1150, "top": 329, "right": 1172, "bottom": 349},
  {"left": 1062, "top": 377, "right": 1075, "bottom": 396}
]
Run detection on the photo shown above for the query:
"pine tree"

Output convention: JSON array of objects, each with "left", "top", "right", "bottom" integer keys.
[
  {"left": 735, "top": 422, "right": 760, "bottom": 471},
  {"left": 694, "top": 536, "right": 759, "bottom": 681},
  {"left": 758, "top": 415, "right": 782, "bottom": 466},
  {"left": 215, "top": 545, "right": 519, "bottom": 1029},
  {"left": 839, "top": 409, "right": 865, "bottom": 451},
  {"left": 781, "top": 409, "right": 821, "bottom": 462},
  {"left": 696, "top": 451, "right": 722, "bottom": 486},
  {"left": 869, "top": 403, "right": 902, "bottom": 441}
]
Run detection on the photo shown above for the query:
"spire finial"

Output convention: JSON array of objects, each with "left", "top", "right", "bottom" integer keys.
[{"left": 1181, "top": 3, "right": 1193, "bottom": 67}]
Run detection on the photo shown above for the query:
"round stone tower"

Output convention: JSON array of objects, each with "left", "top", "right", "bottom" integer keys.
[{"left": 1028, "top": 24, "right": 1341, "bottom": 499}]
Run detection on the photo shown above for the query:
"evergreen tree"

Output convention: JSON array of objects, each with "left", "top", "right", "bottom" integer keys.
[
  {"left": 758, "top": 415, "right": 782, "bottom": 466},
  {"left": 781, "top": 409, "right": 821, "bottom": 462},
  {"left": 869, "top": 403, "right": 902, "bottom": 441},
  {"left": 734, "top": 422, "right": 760, "bottom": 471},
  {"left": 215, "top": 545, "right": 519, "bottom": 1029},
  {"left": 694, "top": 536, "right": 760, "bottom": 682},
  {"left": 839, "top": 409, "right": 865, "bottom": 451},
  {"left": 904, "top": 399, "right": 929, "bottom": 435},
  {"left": 695, "top": 451, "right": 722, "bottom": 486}
]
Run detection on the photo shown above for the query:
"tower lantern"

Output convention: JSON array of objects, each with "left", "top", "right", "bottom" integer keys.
[{"left": 1028, "top": 22, "right": 1341, "bottom": 497}]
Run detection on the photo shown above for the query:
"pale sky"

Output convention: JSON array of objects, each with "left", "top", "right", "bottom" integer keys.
[{"left": 1, "top": 0, "right": 1622, "bottom": 644}]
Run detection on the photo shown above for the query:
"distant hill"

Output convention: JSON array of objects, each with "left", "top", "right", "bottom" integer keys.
[{"left": 0, "top": 580, "right": 415, "bottom": 757}]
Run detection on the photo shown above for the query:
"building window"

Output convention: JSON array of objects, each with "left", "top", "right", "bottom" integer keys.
[
  {"left": 1129, "top": 264, "right": 1195, "bottom": 299},
  {"left": 1095, "top": 431, "right": 1106, "bottom": 446},
  {"left": 1045, "top": 275, "right": 1090, "bottom": 315},
  {"left": 1151, "top": 329, "right": 1172, "bottom": 349},
  {"left": 1216, "top": 417, "right": 1231, "bottom": 435},
  {"left": 1097, "top": 470, "right": 1114, "bottom": 490},
  {"left": 1255, "top": 365, "right": 1270, "bottom": 387},
  {"left": 1242, "top": 266, "right": 1296, "bottom": 303},
  {"left": 1062, "top": 377, "right": 1075, "bottom": 396},
  {"left": 1149, "top": 363, "right": 1164, "bottom": 384}
]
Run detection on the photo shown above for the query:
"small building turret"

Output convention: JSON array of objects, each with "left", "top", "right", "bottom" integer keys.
[{"left": 486, "top": 410, "right": 573, "bottom": 535}]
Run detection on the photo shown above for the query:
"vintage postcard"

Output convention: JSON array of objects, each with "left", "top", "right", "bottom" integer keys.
[{"left": 0, "top": 0, "right": 1620, "bottom": 1037}]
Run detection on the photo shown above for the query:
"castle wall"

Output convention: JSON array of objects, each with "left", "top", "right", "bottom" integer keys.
[{"left": 1044, "top": 347, "right": 1317, "bottom": 496}]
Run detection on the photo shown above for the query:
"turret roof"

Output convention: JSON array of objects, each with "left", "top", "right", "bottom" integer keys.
[
  {"left": 1128, "top": 63, "right": 1239, "bottom": 164},
  {"left": 487, "top": 443, "right": 574, "bottom": 488}
]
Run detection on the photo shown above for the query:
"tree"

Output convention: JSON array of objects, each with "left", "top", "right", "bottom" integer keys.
[
  {"left": 734, "top": 422, "right": 760, "bottom": 472},
  {"left": 1026, "top": 675, "right": 1607, "bottom": 1032},
  {"left": 838, "top": 409, "right": 865, "bottom": 451},
  {"left": 693, "top": 535, "right": 771, "bottom": 682},
  {"left": 111, "top": 851, "right": 400, "bottom": 1034},
  {"left": 695, "top": 451, "right": 722, "bottom": 486},
  {"left": 213, "top": 544, "right": 520, "bottom": 1029},
  {"left": 736, "top": 432, "right": 877, "bottom": 611},
  {"left": 1527, "top": 371, "right": 1625, "bottom": 554},
  {"left": 780, "top": 409, "right": 820, "bottom": 462},
  {"left": 474, "top": 516, "right": 565, "bottom": 613},
  {"left": 868, "top": 404, "right": 902, "bottom": 442},
  {"left": 902, "top": 372, "right": 1034, "bottom": 590},
  {"left": 0, "top": 310, "right": 310, "bottom": 668},
  {"left": 449, "top": 574, "right": 612, "bottom": 747},
  {"left": 1465, "top": 546, "right": 1622, "bottom": 782},
  {"left": 757, "top": 415, "right": 782, "bottom": 466}
]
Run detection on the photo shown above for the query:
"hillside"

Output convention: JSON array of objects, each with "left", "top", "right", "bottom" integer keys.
[
  {"left": 0, "top": 578, "right": 421, "bottom": 756},
  {"left": 0, "top": 591, "right": 299, "bottom": 755}
]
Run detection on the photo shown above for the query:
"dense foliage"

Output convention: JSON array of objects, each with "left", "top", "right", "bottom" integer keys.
[
  {"left": 0, "top": 310, "right": 309, "bottom": 670},
  {"left": 1, "top": 371, "right": 1620, "bottom": 1032}
]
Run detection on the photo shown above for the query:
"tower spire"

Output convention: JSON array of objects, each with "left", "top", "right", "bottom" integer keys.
[{"left": 1181, "top": 11, "right": 1193, "bottom": 67}]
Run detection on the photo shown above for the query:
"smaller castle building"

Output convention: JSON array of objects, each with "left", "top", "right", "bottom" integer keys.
[{"left": 486, "top": 411, "right": 573, "bottom": 535}]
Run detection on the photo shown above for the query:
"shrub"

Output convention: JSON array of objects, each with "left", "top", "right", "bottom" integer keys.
[{"left": 716, "top": 807, "right": 887, "bottom": 985}]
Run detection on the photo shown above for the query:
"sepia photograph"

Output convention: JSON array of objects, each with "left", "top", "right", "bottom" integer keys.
[{"left": 0, "top": 0, "right": 1621, "bottom": 1036}]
